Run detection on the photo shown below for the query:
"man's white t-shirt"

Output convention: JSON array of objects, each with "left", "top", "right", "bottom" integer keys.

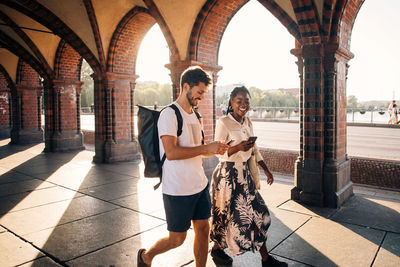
[{"left": 158, "top": 102, "right": 208, "bottom": 196}]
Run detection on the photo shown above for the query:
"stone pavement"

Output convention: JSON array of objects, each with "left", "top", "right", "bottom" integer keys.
[{"left": 0, "top": 139, "right": 399, "bottom": 267}]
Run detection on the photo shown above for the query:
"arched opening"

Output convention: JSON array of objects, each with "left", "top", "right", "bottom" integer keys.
[
  {"left": 346, "top": 0, "right": 400, "bottom": 161},
  {"left": 80, "top": 59, "right": 95, "bottom": 150},
  {"left": 217, "top": 0, "right": 299, "bottom": 151},
  {"left": 135, "top": 24, "right": 172, "bottom": 110},
  {"left": 347, "top": 0, "right": 400, "bottom": 126}
]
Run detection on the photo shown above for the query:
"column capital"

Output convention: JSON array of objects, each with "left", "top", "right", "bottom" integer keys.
[
  {"left": 166, "top": 60, "right": 222, "bottom": 74},
  {"left": 52, "top": 79, "right": 83, "bottom": 95},
  {"left": 324, "top": 43, "right": 354, "bottom": 62}
]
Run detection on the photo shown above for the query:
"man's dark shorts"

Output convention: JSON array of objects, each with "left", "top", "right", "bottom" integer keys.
[{"left": 163, "top": 184, "right": 211, "bottom": 232}]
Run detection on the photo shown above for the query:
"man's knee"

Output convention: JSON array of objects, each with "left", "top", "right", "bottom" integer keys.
[
  {"left": 193, "top": 220, "right": 210, "bottom": 235},
  {"left": 169, "top": 231, "right": 187, "bottom": 248}
]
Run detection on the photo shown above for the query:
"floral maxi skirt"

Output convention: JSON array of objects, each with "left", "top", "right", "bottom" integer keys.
[{"left": 210, "top": 161, "right": 271, "bottom": 256}]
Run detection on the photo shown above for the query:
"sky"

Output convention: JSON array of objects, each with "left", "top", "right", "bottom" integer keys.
[{"left": 136, "top": 0, "right": 400, "bottom": 101}]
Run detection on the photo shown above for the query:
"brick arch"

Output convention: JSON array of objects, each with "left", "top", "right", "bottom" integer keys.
[
  {"left": 257, "top": 0, "right": 301, "bottom": 41},
  {"left": 54, "top": 40, "right": 83, "bottom": 81},
  {"left": 0, "top": 31, "right": 48, "bottom": 80},
  {"left": 16, "top": 59, "right": 41, "bottom": 86},
  {"left": 331, "top": 0, "right": 364, "bottom": 50},
  {"left": 188, "top": 0, "right": 249, "bottom": 65},
  {"left": 290, "top": 1, "right": 322, "bottom": 44},
  {"left": 107, "top": 7, "right": 156, "bottom": 74},
  {"left": 0, "top": 65, "right": 13, "bottom": 137},
  {"left": 1, "top": 0, "right": 102, "bottom": 74},
  {"left": 0, "top": 10, "right": 53, "bottom": 77},
  {"left": 188, "top": 0, "right": 301, "bottom": 65},
  {"left": 0, "top": 64, "right": 15, "bottom": 91}
]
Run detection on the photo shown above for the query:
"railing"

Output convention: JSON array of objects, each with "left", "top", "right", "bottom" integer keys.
[
  {"left": 242, "top": 107, "right": 392, "bottom": 124},
  {"left": 79, "top": 106, "right": 393, "bottom": 124},
  {"left": 246, "top": 107, "right": 300, "bottom": 120}
]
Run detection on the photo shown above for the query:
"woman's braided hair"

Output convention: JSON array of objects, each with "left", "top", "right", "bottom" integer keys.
[{"left": 226, "top": 86, "right": 251, "bottom": 114}]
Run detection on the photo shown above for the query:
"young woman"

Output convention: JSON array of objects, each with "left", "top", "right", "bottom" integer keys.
[{"left": 210, "top": 86, "right": 287, "bottom": 266}]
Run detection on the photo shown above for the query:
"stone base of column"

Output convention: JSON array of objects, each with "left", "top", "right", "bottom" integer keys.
[
  {"left": 0, "top": 126, "right": 10, "bottom": 139},
  {"left": 323, "top": 158, "right": 353, "bottom": 208},
  {"left": 10, "top": 128, "right": 43, "bottom": 144},
  {"left": 291, "top": 158, "right": 303, "bottom": 200},
  {"left": 45, "top": 131, "right": 84, "bottom": 152},
  {"left": 93, "top": 139, "right": 141, "bottom": 163},
  {"left": 292, "top": 159, "right": 324, "bottom": 207}
]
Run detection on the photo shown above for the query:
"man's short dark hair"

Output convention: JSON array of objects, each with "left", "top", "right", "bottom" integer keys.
[{"left": 180, "top": 66, "right": 212, "bottom": 91}]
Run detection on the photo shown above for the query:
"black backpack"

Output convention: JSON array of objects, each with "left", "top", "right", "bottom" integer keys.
[{"left": 137, "top": 104, "right": 203, "bottom": 189}]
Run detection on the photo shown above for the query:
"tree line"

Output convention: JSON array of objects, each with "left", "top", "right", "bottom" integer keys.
[{"left": 81, "top": 60, "right": 389, "bottom": 110}]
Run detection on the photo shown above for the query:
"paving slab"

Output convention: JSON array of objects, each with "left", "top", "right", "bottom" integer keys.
[
  {"left": 258, "top": 179, "right": 293, "bottom": 208},
  {"left": 68, "top": 224, "right": 196, "bottom": 266},
  {"left": 272, "top": 217, "right": 385, "bottom": 266},
  {"left": 0, "top": 195, "right": 118, "bottom": 235},
  {"left": 354, "top": 186, "right": 400, "bottom": 202},
  {"left": 267, "top": 209, "right": 311, "bottom": 250},
  {"left": 0, "top": 226, "right": 5, "bottom": 233},
  {"left": 23, "top": 208, "right": 165, "bottom": 262},
  {"left": 278, "top": 200, "right": 338, "bottom": 218},
  {"left": 37, "top": 162, "right": 101, "bottom": 188},
  {"left": 19, "top": 256, "right": 63, "bottom": 267},
  {"left": 331, "top": 195, "right": 400, "bottom": 233},
  {"left": 0, "top": 170, "right": 39, "bottom": 184},
  {"left": 373, "top": 232, "right": 400, "bottom": 267},
  {"left": 0, "top": 231, "right": 44, "bottom": 267},
  {"left": 111, "top": 189, "right": 165, "bottom": 217},
  {"left": 0, "top": 186, "right": 82, "bottom": 215},
  {"left": 202, "top": 250, "right": 307, "bottom": 267},
  {"left": 0, "top": 179, "right": 56, "bottom": 197},
  {"left": 79, "top": 177, "right": 155, "bottom": 201},
  {"left": 94, "top": 160, "right": 142, "bottom": 178}
]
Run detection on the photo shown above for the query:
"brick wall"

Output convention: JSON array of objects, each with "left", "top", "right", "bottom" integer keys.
[
  {"left": 259, "top": 148, "right": 400, "bottom": 190},
  {"left": 0, "top": 72, "right": 10, "bottom": 130}
]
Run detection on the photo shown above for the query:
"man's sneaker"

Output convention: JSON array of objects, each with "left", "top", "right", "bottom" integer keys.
[
  {"left": 262, "top": 255, "right": 288, "bottom": 266},
  {"left": 211, "top": 248, "right": 233, "bottom": 265}
]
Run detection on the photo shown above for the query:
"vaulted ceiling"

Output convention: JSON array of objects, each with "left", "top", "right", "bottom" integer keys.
[{"left": 0, "top": 0, "right": 361, "bottom": 82}]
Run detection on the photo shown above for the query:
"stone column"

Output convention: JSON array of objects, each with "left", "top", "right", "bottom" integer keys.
[
  {"left": 92, "top": 72, "right": 140, "bottom": 163},
  {"left": 290, "top": 47, "right": 304, "bottom": 200},
  {"left": 322, "top": 44, "right": 354, "bottom": 207},
  {"left": 291, "top": 43, "right": 354, "bottom": 208},
  {"left": 0, "top": 86, "right": 11, "bottom": 138},
  {"left": 44, "top": 79, "right": 84, "bottom": 152},
  {"left": 10, "top": 84, "right": 43, "bottom": 144}
]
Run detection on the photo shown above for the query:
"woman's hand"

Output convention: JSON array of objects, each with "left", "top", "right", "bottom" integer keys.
[
  {"left": 236, "top": 140, "right": 255, "bottom": 152},
  {"left": 263, "top": 169, "right": 274, "bottom": 185}
]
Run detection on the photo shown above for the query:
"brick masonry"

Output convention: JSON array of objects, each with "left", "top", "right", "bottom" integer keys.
[{"left": 259, "top": 148, "right": 400, "bottom": 191}]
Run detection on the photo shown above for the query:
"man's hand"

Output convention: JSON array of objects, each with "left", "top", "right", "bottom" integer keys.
[{"left": 206, "top": 141, "right": 229, "bottom": 155}]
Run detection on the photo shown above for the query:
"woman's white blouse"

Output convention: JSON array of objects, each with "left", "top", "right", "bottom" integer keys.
[{"left": 214, "top": 113, "right": 263, "bottom": 163}]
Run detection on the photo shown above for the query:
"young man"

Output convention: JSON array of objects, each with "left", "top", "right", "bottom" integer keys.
[{"left": 137, "top": 66, "right": 229, "bottom": 267}]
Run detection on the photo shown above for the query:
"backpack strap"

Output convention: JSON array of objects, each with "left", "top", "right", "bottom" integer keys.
[
  {"left": 169, "top": 104, "right": 183, "bottom": 136},
  {"left": 154, "top": 104, "right": 183, "bottom": 190},
  {"left": 155, "top": 104, "right": 204, "bottom": 190},
  {"left": 193, "top": 109, "right": 205, "bottom": 145}
]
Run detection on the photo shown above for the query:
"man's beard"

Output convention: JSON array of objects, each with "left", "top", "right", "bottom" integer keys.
[{"left": 186, "top": 90, "right": 198, "bottom": 107}]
